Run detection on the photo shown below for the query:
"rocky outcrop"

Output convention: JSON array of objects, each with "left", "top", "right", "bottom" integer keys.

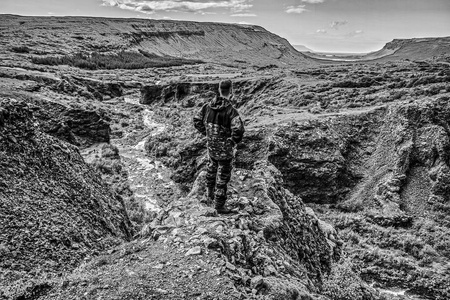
[
  {"left": 4, "top": 91, "right": 111, "bottom": 148},
  {"left": 140, "top": 77, "right": 277, "bottom": 109},
  {"left": 266, "top": 95, "right": 450, "bottom": 299},
  {"left": 140, "top": 82, "right": 217, "bottom": 105},
  {"left": 34, "top": 99, "right": 111, "bottom": 148},
  {"left": 0, "top": 98, "right": 132, "bottom": 297},
  {"left": 141, "top": 160, "right": 341, "bottom": 298},
  {"left": 265, "top": 109, "right": 384, "bottom": 204}
]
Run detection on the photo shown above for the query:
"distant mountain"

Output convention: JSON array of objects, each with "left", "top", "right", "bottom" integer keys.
[
  {"left": 302, "top": 37, "right": 450, "bottom": 62},
  {"left": 373, "top": 37, "right": 450, "bottom": 61},
  {"left": 0, "top": 14, "right": 314, "bottom": 68},
  {"left": 293, "top": 44, "right": 313, "bottom": 52}
]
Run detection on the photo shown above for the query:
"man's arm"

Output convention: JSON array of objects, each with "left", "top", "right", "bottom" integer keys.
[
  {"left": 193, "top": 104, "right": 207, "bottom": 135},
  {"left": 229, "top": 109, "right": 245, "bottom": 145}
]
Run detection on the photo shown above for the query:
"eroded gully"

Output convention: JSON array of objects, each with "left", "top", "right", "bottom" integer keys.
[{"left": 114, "top": 96, "right": 182, "bottom": 214}]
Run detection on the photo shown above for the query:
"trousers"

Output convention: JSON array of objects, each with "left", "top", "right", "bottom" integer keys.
[{"left": 205, "top": 156, "right": 233, "bottom": 207}]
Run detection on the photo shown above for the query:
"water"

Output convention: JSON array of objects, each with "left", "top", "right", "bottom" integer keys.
[{"left": 114, "top": 97, "right": 178, "bottom": 213}]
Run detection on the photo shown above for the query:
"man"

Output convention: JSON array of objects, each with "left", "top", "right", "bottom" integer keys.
[{"left": 193, "top": 80, "right": 245, "bottom": 214}]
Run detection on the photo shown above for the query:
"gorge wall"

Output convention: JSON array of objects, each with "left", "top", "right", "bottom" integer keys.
[{"left": 0, "top": 97, "right": 132, "bottom": 298}]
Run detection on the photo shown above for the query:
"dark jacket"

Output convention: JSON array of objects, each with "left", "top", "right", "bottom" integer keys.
[{"left": 193, "top": 96, "right": 245, "bottom": 160}]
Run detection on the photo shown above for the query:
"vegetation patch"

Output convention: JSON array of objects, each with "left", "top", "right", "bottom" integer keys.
[
  {"left": 11, "top": 46, "right": 31, "bottom": 53},
  {"left": 31, "top": 50, "right": 203, "bottom": 70}
]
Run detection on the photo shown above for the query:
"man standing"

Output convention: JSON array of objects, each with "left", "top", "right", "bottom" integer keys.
[{"left": 193, "top": 80, "right": 245, "bottom": 214}]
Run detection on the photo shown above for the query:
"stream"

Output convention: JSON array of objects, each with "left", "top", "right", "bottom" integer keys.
[
  {"left": 370, "top": 284, "right": 429, "bottom": 300},
  {"left": 113, "top": 97, "right": 181, "bottom": 213}
]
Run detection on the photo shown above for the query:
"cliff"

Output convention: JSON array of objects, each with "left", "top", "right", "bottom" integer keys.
[{"left": 0, "top": 14, "right": 312, "bottom": 68}]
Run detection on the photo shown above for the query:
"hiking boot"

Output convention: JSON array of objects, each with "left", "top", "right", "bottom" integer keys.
[
  {"left": 206, "top": 186, "right": 215, "bottom": 206},
  {"left": 214, "top": 187, "right": 232, "bottom": 214},
  {"left": 216, "top": 206, "right": 233, "bottom": 214}
]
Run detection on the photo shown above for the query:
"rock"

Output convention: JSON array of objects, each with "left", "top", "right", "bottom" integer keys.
[
  {"left": 155, "top": 288, "right": 169, "bottom": 295},
  {"left": 0, "top": 243, "right": 10, "bottom": 255},
  {"left": 152, "top": 263, "right": 164, "bottom": 269},
  {"left": 264, "top": 265, "right": 277, "bottom": 276},
  {"left": 185, "top": 246, "right": 202, "bottom": 256},
  {"left": 317, "top": 219, "right": 336, "bottom": 237},
  {"left": 250, "top": 275, "right": 264, "bottom": 289},
  {"left": 194, "top": 227, "right": 208, "bottom": 235},
  {"left": 225, "top": 261, "right": 236, "bottom": 271}
]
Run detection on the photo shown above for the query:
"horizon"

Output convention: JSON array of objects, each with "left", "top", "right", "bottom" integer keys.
[{"left": 1, "top": 0, "right": 449, "bottom": 53}]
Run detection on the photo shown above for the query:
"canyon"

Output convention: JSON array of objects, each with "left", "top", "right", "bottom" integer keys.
[{"left": 1, "top": 14, "right": 449, "bottom": 300}]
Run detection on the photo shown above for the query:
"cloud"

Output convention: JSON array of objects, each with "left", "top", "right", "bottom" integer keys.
[
  {"left": 286, "top": 5, "right": 307, "bottom": 14},
  {"left": 231, "top": 13, "right": 256, "bottom": 17},
  {"left": 237, "top": 21, "right": 253, "bottom": 25},
  {"left": 316, "top": 29, "right": 327, "bottom": 34},
  {"left": 101, "top": 0, "right": 253, "bottom": 14},
  {"left": 301, "top": 0, "right": 324, "bottom": 3},
  {"left": 330, "top": 20, "right": 348, "bottom": 30},
  {"left": 346, "top": 30, "right": 364, "bottom": 37}
]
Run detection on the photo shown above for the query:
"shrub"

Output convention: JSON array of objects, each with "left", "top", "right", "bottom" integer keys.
[
  {"left": 101, "top": 143, "right": 119, "bottom": 158},
  {"left": 11, "top": 46, "right": 31, "bottom": 53},
  {"left": 91, "top": 158, "right": 113, "bottom": 174},
  {"left": 323, "top": 259, "right": 380, "bottom": 300}
]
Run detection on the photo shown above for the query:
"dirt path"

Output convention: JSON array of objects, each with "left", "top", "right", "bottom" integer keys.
[{"left": 42, "top": 238, "right": 240, "bottom": 300}]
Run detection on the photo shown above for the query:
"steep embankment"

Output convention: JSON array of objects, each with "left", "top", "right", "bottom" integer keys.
[
  {"left": 0, "top": 97, "right": 132, "bottom": 299},
  {"left": 0, "top": 14, "right": 312, "bottom": 67}
]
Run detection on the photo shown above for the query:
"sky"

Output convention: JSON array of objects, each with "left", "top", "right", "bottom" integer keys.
[{"left": 1, "top": 0, "right": 450, "bottom": 53}]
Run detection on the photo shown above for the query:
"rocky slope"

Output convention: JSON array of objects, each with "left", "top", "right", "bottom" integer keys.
[
  {"left": 0, "top": 97, "right": 132, "bottom": 299},
  {"left": 0, "top": 14, "right": 312, "bottom": 68}
]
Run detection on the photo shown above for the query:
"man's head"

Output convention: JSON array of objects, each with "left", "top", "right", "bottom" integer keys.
[{"left": 219, "top": 80, "right": 233, "bottom": 99}]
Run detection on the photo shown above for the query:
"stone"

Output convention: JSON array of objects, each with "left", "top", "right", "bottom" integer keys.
[
  {"left": 225, "top": 261, "right": 236, "bottom": 271},
  {"left": 250, "top": 275, "right": 264, "bottom": 288},
  {"left": 152, "top": 263, "right": 164, "bottom": 269},
  {"left": 195, "top": 227, "right": 208, "bottom": 235},
  {"left": 155, "top": 288, "right": 169, "bottom": 295},
  {"left": 185, "top": 246, "right": 202, "bottom": 256}
]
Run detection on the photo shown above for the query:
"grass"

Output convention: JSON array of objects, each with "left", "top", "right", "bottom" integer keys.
[{"left": 31, "top": 50, "right": 203, "bottom": 70}]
